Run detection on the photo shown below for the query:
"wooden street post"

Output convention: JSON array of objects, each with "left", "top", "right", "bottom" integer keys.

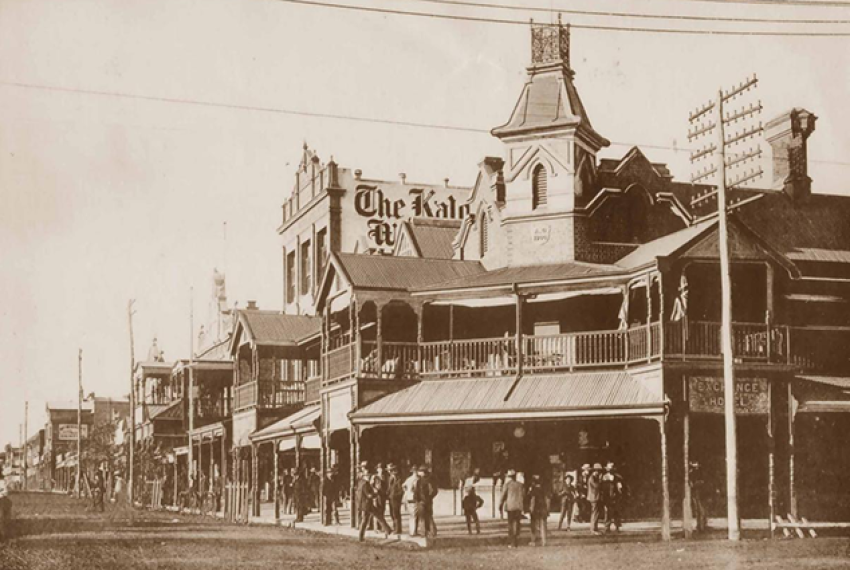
[{"left": 688, "top": 76, "right": 763, "bottom": 541}]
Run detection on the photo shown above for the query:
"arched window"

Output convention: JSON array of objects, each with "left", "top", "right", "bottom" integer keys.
[
  {"left": 532, "top": 164, "right": 548, "bottom": 209},
  {"left": 480, "top": 215, "right": 489, "bottom": 256}
]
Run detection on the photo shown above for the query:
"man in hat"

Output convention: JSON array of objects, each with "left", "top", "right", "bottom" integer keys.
[
  {"left": 557, "top": 473, "right": 577, "bottom": 531},
  {"left": 587, "top": 463, "right": 603, "bottom": 535},
  {"left": 601, "top": 461, "right": 625, "bottom": 533},
  {"left": 402, "top": 465, "right": 420, "bottom": 536},
  {"left": 357, "top": 465, "right": 392, "bottom": 541},
  {"left": 576, "top": 464, "right": 591, "bottom": 522},
  {"left": 689, "top": 461, "right": 708, "bottom": 533},
  {"left": 526, "top": 473, "right": 549, "bottom": 546},
  {"left": 499, "top": 469, "right": 524, "bottom": 548},
  {"left": 323, "top": 466, "right": 340, "bottom": 525},
  {"left": 413, "top": 465, "right": 438, "bottom": 538},
  {"left": 387, "top": 463, "right": 404, "bottom": 535}
]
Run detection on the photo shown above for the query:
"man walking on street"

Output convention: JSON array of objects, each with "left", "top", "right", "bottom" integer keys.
[
  {"left": 499, "top": 469, "right": 524, "bottom": 548},
  {"left": 527, "top": 473, "right": 548, "bottom": 546},
  {"left": 587, "top": 463, "right": 603, "bottom": 535},
  {"left": 357, "top": 467, "right": 392, "bottom": 542}
]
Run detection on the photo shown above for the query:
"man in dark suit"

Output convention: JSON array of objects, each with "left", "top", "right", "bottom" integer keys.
[
  {"left": 357, "top": 467, "right": 391, "bottom": 542},
  {"left": 386, "top": 463, "right": 404, "bottom": 535}
]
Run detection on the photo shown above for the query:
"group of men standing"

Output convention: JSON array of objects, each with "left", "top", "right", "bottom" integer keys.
[
  {"left": 278, "top": 467, "right": 322, "bottom": 522},
  {"left": 355, "top": 462, "right": 438, "bottom": 542},
  {"left": 558, "top": 462, "right": 626, "bottom": 536},
  {"left": 500, "top": 461, "right": 626, "bottom": 547}
]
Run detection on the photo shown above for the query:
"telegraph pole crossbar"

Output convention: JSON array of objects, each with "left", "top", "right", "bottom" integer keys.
[{"left": 688, "top": 74, "right": 764, "bottom": 541}]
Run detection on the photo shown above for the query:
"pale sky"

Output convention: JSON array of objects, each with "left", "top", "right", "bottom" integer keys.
[{"left": 1, "top": 0, "right": 848, "bottom": 447}]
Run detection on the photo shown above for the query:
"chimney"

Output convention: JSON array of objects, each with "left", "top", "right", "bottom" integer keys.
[
  {"left": 444, "top": 178, "right": 450, "bottom": 188},
  {"left": 399, "top": 173, "right": 407, "bottom": 184},
  {"left": 354, "top": 169, "right": 362, "bottom": 180},
  {"left": 246, "top": 300, "right": 258, "bottom": 310},
  {"left": 765, "top": 108, "right": 817, "bottom": 201}
]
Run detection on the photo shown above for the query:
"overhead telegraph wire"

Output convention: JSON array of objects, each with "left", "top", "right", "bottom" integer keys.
[
  {"left": 271, "top": 0, "right": 850, "bottom": 36},
  {"left": 3, "top": 80, "right": 849, "bottom": 167}
]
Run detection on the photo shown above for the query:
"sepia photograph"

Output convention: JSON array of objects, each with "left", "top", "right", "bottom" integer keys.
[{"left": 1, "top": 0, "right": 849, "bottom": 568}]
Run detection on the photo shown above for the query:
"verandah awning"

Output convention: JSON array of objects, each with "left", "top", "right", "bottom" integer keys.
[
  {"left": 350, "top": 371, "right": 665, "bottom": 427},
  {"left": 428, "top": 287, "right": 622, "bottom": 308},
  {"left": 250, "top": 404, "right": 321, "bottom": 444},
  {"left": 794, "top": 375, "right": 850, "bottom": 413}
]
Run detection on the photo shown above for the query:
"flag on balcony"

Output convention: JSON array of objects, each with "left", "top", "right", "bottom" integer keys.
[
  {"left": 670, "top": 274, "right": 688, "bottom": 322},
  {"left": 618, "top": 288, "right": 629, "bottom": 331},
  {"left": 670, "top": 274, "right": 689, "bottom": 344}
]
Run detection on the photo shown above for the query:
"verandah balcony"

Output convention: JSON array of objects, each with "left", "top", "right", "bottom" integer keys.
[
  {"left": 320, "top": 321, "right": 849, "bottom": 383},
  {"left": 233, "top": 380, "right": 305, "bottom": 412}
]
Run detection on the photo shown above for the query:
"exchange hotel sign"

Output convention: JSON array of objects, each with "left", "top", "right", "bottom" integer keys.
[{"left": 688, "top": 377, "right": 769, "bottom": 415}]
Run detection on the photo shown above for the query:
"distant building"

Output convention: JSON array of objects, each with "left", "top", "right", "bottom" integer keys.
[{"left": 278, "top": 145, "right": 472, "bottom": 315}]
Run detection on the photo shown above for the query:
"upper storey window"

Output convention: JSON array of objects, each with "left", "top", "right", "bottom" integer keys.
[{"left": 532, "top": 164, "right": 548, "bottom": 209}]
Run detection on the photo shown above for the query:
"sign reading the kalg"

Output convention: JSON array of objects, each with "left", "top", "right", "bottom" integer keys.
[{"left": 688, "top": 377, "right": 769, "bottom": 415}]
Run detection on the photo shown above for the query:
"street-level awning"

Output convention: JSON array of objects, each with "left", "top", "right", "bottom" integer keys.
[
  {"left": 794, "top": 375, "right": 850, "bottom": 413},
  {"left": 250, "top": 404, "right": 321, "bottom": 443},
  {"left": 189, "top": 420, "right": 228, "bottom": 440},
  {"left": 300, "top": 433, "right": 321, "bottom": 449},
  {"left": 277, "top": 431, "right": 321, "bottom": 452},
  {"left": 350, "top": 371, "right": 666, "bottom": 427}
]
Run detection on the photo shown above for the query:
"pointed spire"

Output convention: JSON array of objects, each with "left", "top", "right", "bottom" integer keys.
[{"left": 492, "top": 20, "right": 608, "bottom": 150}]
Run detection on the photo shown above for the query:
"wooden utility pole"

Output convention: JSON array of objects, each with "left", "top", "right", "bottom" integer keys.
[
  {"left": 188, "top": 287, "right": 195, "bottom": 487},
  {"left": 23, "top": 401, "right": 28, "bottom": 491},
  {"left": 76, "top": 348, "right": 83, "bottom": 498},
  {"left": 128, "top": 299, "right": 136, "bottom": 504},
  {"left": 689, "top": 75, "right": 763, "bottom": 541}
]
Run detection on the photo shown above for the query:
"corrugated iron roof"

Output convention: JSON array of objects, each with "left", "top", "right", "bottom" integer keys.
[
  {"left": 251, "top": 404, "right": 320, "bottom": 441},
  {"left": 407, "top": 218, "right": 461, "bottom": 260},
  {"left": 238, "top": 311, "right": 320, "bottom": 346},
  {"left": 336, "top": 253, "right": 485, "bottom": 291},
  {"left": 351, "top": 372, "right": 663, "bottom": 422},
  {"left": 615, "top": 220, "right": 715, "bottom": 269},
  {"left": 414, "top": 261, "right": 622, "bottom": 293},
  {"left": 147, "top": 400, "right": 183, "bottom": 421},
  {"left": 196, "top": 337, "right": 232, "bottom": 361},
  {"left": 797, "top": 375, "right": 850, "bottom": 390},
  {"left": 735, "top": 193, "right": 850, "bottom": 265}
]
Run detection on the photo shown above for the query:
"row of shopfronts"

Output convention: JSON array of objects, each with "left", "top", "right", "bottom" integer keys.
[{"left": 122, "top": 21, "right": 850, "bottom": 539}]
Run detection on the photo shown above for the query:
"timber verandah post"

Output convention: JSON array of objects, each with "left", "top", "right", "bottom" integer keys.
[
  {"left": 350, "top": 426, "right": 360, "bottom": 528},
  {"left": 658, "top": 410, "right": 672, "bottom": 541},
  {"left": 683, "top": 377, "right": 693, "bottom": 538},
  {"left": 273, "top": 439, "right": 281, "bottom": 520},
  {"left": 251, "top": 443, "right": 259, "bottom": 518}
]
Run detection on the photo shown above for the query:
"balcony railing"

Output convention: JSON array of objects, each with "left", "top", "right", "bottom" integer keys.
[
  {"left": 319, "top": 321, "right": 848, "bottom": 384},
  {"left": 788, "top": 326, "right": 850, "bottom": 374},
  {"left": 362, "top": 341, "right": 420, "bottom": 379},
  {"left": 304, "top": 375, "right": 322, "bottom": 405},
  {"left": 665, "top": 321, "right": 789, "bottom": 363},
  {"left": 233, "top": 380, "right": 305, "bottom": 412},
  {"left": 326, "top": 343, "right": 356, "bottom": 384}
]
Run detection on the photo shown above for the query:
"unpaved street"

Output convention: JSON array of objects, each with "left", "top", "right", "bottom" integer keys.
[{"left": 2, "top": 493, "right": 849, "bottom": 570}]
